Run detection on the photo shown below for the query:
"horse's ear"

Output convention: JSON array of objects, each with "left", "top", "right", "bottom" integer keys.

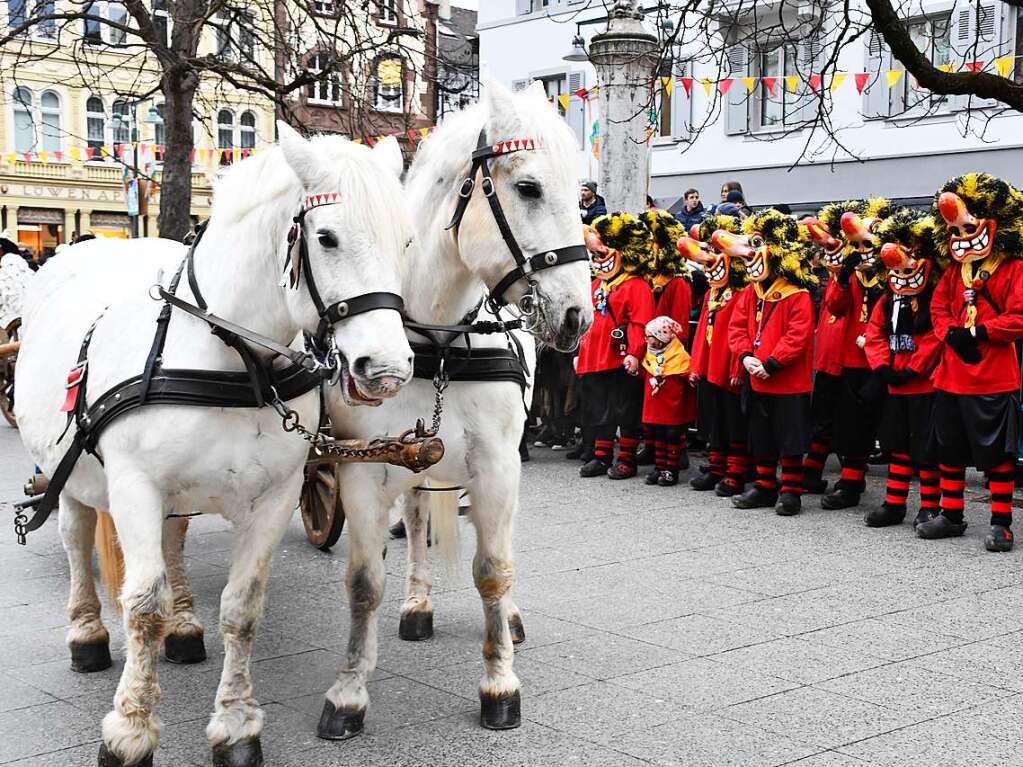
[
  {"left": 277, "top": 120, "right": 320, "bottom": 190},
  {"left": 371, "top": 135, "right": 404, "bottom": 179},
  {"left": 524, "top": 79, "right": 548, "bottom": 104},
  {"left": 483, "top": 79, "right": 521, "bottom": 137}
]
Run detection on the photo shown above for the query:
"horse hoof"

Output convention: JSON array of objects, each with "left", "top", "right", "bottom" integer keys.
[
  {"left": 508, "top": 614, "right": 526, "bottom": 645},
  {"left": 316, "top": 700, "right": 365, "bottom": 740},
  {"left": 399, "top": 610, "right": 434, "bottom": 641},
  {"left": 70, "top": 640, "right": 112, "bottom": 673},
  {"left": 479, "top": 689, "right": 521, "bottom": 730},
  {"left": 212, "top": 736, "right": 264, "bottom": 767},
  {"left": 98, "top": 743, "right": 153, "bottom": 767},
  {"left": 164, "top": 632, "right": 207, "bottom": 664}
]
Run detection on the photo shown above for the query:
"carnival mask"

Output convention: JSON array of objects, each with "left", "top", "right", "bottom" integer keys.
[
  {"left": 804, "top": 217, "right": 843, "bottom": 271},
  {"left": 713, "top": 229, "right": 764, "bottom": 282},
  {"left": 677, "top": 235, "right": 728, "bottom": 288},
  {"left": 583, "top": 224, "right": 622, "bottom": 279},
  {"left": 840, "top": 212, "right": 881, "bottom": 272},
  {"left": 880, "top": 242, "right": 932, "bottom": 296},
  {"left": 938, "top": 191, "right": 995, "bottom": 263}
]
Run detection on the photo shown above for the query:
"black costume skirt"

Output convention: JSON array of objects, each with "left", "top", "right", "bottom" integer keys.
[
  {"left": 878, "top": 392, "right": 935, "bottom": 465},
  {"left": 578, "top": 368, "right": 644, "bottom": 437},
  {"left": 747, "top": 391, "right": 812, "bottom": 458},
  {"left": 832, "top": 367, "right": 885, "bottom": 456},
  {"left": 697, "top": 378, "right": 745, "bottom": 448},
  {"left": 928, "top": 389, "right": 1020, "bottom": 470},
  {"left": 809, "top": 371, "right": 841, "bottom": 442}
]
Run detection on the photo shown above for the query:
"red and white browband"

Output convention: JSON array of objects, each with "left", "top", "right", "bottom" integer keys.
[
  {"left": 490, "top": 138, "right": 544, "bottom": 155},
  {"left": 300, "top": 192, "right": 342, "bottom": 214}
]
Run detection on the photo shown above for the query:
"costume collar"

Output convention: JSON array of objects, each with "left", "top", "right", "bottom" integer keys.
[
  {"left": 960, "top": 252, "right": 1006, "bottom": 288},
  {"left": 706, "top": 285, "right": 734, "bottom": 311},
  {"left": 753, "top": 276, "right": 805, "bottom": 302},
  {"left": 642, "top": 336, "right": 690, "bottom": 379},
  {"left": 650, "top": 274, "right": 673, "bottom": 292},
  {"left": 601, "top": 271, "right": 631, "bottom": 292},
  {"left": 855, "top": 271, "right": 883, "bottom": 289}
]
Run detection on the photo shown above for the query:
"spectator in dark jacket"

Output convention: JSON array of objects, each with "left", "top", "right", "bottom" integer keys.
[
  {"left": 676, "top": 188, "right": 706, "bottom": 231},
  {"left": 579, "top": 180, "right": 607, "bottom": 226}
]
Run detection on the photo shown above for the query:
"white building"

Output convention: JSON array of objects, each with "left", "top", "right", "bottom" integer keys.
[{"left": 478, "top": 0, "right": 1023, "bottom": 212}]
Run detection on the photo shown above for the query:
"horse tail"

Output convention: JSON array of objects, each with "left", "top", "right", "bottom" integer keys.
[
  {"left": 423, "top": 480, "right": 460, "bottom": 575},
  {"left": 94, "top": 510, "right": 124, "bottom": 610}
]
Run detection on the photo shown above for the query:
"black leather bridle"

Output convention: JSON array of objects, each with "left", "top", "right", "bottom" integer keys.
[{"left": 446, "top": 128, "right": 589, "bottom": 312}]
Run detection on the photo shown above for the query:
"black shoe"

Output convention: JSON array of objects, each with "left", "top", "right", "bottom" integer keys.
[
  {"left": 698, "top": 463, "right": 711, "bottom": 474},
  {"left": 732, "top": 485, "right": 778, "bottom": 509},
  {"left": 868, "top": 450, "right": 888, "bottom": 466},
  {"left": 565, "top": 444, "right": 584, "bottom": 460},
  {"left": 644, "top": 467, "right": 661, "bottom": 485},
  {"left": 579, "top": 459, "right": 609, "bottom": 477},
  {"left": 913, "top": 508, "right": 937, "bottom": 528},
  {"left": 690, "top": 472, "right": 722, "bottom": 491},
  {"left": 916, "top": 514, "right": 968, "bottom": 540},
  {"left": 635, "top": 443, "right": 654, "bottom": 466},
  {"left": 389, "top": 518, "right": 407, "bottom": 539},
  {"left": 802, "top": 475, "right": 828, "bottom": 495},
  {"left": 776, "top": 492, "right": 801, "bottom": 516},
  {"left": 519, "top": 441, "right": 530, "bottom": 462},
  {"left": 657, "top": 470, "right": 679, "bottom": 487},
  {"left": 607, "top": 462, "right": 637, "bottom": 480},
  {"left": 715, "top": 478, "right": 743, "bottom": 497},
  {"left": 985, "top": 525, "right": 1014, "bottom": 552},
  {"left": 821, "top": 487, "right": 861, "bottom": 510},
  {"left": 677, "top": 452, "right": 690, "bottom": 471},
  {"left": 864, "top": 503, "right": 906, "bottom": 528}
]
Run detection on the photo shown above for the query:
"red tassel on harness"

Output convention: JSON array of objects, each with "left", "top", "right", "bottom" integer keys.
[{"left": 60, "top": 363, "right": 86, "bottom": 413}]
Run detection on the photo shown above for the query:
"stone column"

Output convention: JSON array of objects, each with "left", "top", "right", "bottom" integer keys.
[
  {"left": 587, "top": 1, "right": 658, "bottom": 214},
  {"left": 6, "top": 206, "right": 18, "bottom": 236},
  {"left": 63, "top": 209, "right": 75, "bottom": 243},
  {"left": 80, "top": 210, "right": 91, "bottom": 234}
]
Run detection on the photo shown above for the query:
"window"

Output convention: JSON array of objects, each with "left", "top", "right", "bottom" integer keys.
[
  {"left": 1016, "top": 8, "right": 1023, "bottom": 82},
  {"left": 892, "top": 15, "right": 951, "bottom": 112},
  {"left": 8, "top": 0, "right": 26, "bottom": 29},
  {"left": 657, "top": 62, "right": 672, "bottom": 137},
  {"left": 378, "top": 0, "right": 397, "bottom": 25},
  {"left": 12, "top": 87, "right": 33, "bottom": 152},
  {"left": 307, "top": 53, "right": 342, "bottom": 105},
  {"left": 152, "top": 0, "right": 167, "bottom": 45},
  {"left": 154, "top": 103, "right": 165, "bottom": 146},
  {"left": 108, "top": 1, "right": 127, "bottom": 45},
  {"left": 216, "top": 8, "right": 255, "bottom": 61},
  {"left": 313, "top": 0, "right": 334, "bottom": 13},
  {"left": 538, "top": 73, "right": 567, "bottom": 116},
  {"left": 239, "top": 110, "right": 255, "bottom": 151},
  {"left": 84, "top": 1, "right": 102, "bottom": 43},
  {"left": 374, "top": 56, "right": 403, "bottom": 112},
  {"left": 36, "top": 0, "right": 54, "bottom": 38},
  {"left": 755, "top": 44, "right": 798, "bottom": 129},
  {"left": 217, "top": 109, "right": 234, "bottom": 164},
  {"left": 86, "top": 95, "right": 106, "bottom": 151},
  {"left": 40, "top": 91, "right": 60, "bottom": 151},
  {"left": 112, "top": 99, "right": 130, "bottom": 143}
]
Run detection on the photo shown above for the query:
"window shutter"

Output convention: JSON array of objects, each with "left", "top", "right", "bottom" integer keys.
[
  {"left": 671, "top": 61, "right": 692, "bottom": 139},
  {"left": 952, "top": 1, "right": 1002, "bottom": 110},
  {"left": 862, "top": 29, "right": 892, "bottom": 119},
  {"left": 567, "top": 70, "right": 586, "bottom": 148},
  {"left": 515, "top": 0, "right": 532, "bottom": 15},
  {"left": 796, "top": 36, "right": 823, "bottom": 123},
  {"left": 511, "top": 78, "right": 530, "bottom": 92},
  {"left": 724, "top": 45, "right": 749, "bottom": 135}
]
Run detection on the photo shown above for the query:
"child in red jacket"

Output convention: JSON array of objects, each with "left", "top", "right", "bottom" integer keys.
[
  {"left": 863, "top": 210, "right": 946, "bottom": 529},
  {"left": 577, "top": 214, "right": 656, "bottom": 480},
  {"left": 683, "top": 215, "right": 750, "bottom": 496},
  {"left": 725, "top": 209, "right": 818, "bottom": 516},
  {"left": 819, "top": 199, "right": 894, "bottom": 511},
  {"left": 917, "top": 173, "right": 1023, "bottom": 552},
  {"left": 641, "top": 316, "right": 691, "bottom": 486}
]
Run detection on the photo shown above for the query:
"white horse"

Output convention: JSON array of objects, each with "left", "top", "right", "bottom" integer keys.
[
  {"left": 317, "top": 81, "right": 593, "bottom": 739},
  {"left": 14, "top": 124, "right": 414, "bottom": 767}
]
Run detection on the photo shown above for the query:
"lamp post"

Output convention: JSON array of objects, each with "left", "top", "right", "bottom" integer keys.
[{"left": 112, "top": 101, "right": 163, "bottom": 238}]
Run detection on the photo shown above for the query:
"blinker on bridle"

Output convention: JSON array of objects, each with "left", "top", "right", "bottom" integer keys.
[{"left": 446, "top": 128, "right": 590, "bottom": 312}]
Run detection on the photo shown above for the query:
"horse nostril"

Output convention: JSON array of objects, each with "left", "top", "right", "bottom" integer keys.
[
  {"left": 564, "top": 306, "right": 582, "bottom": 335},
  {"left": 352, "top": 356, "right": 371, "bottom": 379}
]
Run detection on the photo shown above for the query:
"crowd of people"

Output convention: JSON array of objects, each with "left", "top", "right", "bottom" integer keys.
[{"left": 529, "top": 172, "right": 1023, "bottom": 554}]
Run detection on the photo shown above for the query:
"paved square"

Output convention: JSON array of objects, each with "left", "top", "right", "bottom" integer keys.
[{"left": 2, "top": 422, "right": 1022, "bottom": 766}]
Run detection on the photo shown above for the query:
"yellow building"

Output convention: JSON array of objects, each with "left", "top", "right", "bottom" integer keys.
[{"left": 0, "top": 3, "right": 276, "bottom": 260}]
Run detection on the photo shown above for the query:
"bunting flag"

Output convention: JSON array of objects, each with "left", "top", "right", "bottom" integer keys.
[
  {"left": 557, "top": 93, "right": 570, "bottom": 112},
  {"left": 5, "top": 153, "right": 14, "bottom": 165},
  {"left": 742, "top": 77, "right": 756, "bottom": 93},
  {"left": 661, "top": 76, "right": 673, "bottom": 96},
  {"left": 995, "top": 55, "right": 1014, "bottom": 77},
  {"left": 854, "top": 72, "right": 870, "bottom": 93},
  {"left": 679, "top": 77, "right": 693, "bottom": 96},
  {"left": 700, "top": 78, "right": 713, "bottom": 97},
  {"left": 53, "top": 150, "right": 63, "bottom": 162},
  {"left": 38, "top": 150, "right": 48, "bottom": 164},
  {"left": 717, "top": 78, "right": 734, "bottom": 95},
  {"left": 885, "top": 69, "right": 904, "bottom": 87},
  {"left": 189, "top": 148, "right": 196, "bottom": 163},
  {"left": 573, "top": 87, "right": 588, "bottom": 98},
  {"left": 785, "top": 75, "right": 800, "bottom": 92},
  {"left": 419, "top": 127, "right": 430, "bottom": 138},
  {"left": 965, "top": 60, "right": 985, "bottom": 72},
  {"left": 762, "top": 77, "right": 777, "bottom": 95},
  {"left": 808, "top": 74, "right": 822, "bottom": 93},
  {"left": 831, "top": 72, "right": 847, "bottom": 92},
  {"left": 937, "top": 63, "right": 955, "bottom": 73}
]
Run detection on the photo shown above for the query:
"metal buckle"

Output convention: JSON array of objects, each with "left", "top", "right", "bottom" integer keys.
[
  {"left": 517, "top": 283, "right": 539, "bottom": 317},
  {"left": 65, "top": 362, "right": 87, "bottom": 389},
  {"left": 458, "top": 178, "right": 475, "bottom": 198},
  {"left": 481, "top": 177, "right": 495, "bottom": 198}
]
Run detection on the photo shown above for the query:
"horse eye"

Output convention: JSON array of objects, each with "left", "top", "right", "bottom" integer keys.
[
  {"left": 515, "top": 181, "right": 542, "bottom": 199},
  {"left": 317, "top": 231, "right": 339, "bottom": 248}
]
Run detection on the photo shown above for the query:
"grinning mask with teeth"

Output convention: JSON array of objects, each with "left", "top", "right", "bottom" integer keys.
[
  {"left": 933, "top": 173, "right": 1023, "bottom": 266},
  {"left": 737, "top": 208, "right": 818, "bottom": 289},
  {"left": 877, "top": 209, "right": 946, "bottom": 297},
  {"left": 692, "top": 214, "right": 747, "bottom": 289},
  {"left": 803, "top": 216, "right": 844, "bottom": 271},
  {"left": 818, "top": 200, "right": 867, "bottom": 270},
  {"left": 589, "top": 212, "right": 655, "bottom": 280}
]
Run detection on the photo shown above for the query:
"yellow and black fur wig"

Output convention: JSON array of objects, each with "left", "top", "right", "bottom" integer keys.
[
  {"left": 697, "top": 213, "right": 748, "bottom": 288},
  {"left": 818, "top": 199, "right": 867, "bottom": 238},
  {"left": 591, "top": 211, "right": 655, "bottom": 275},
  {"left": 932, "top": 172, "right": 1023, "bottom": 260},
  {"left": 743, "top": 209, "right": 817, "bottom": 289},
  {"left": 641, "top": 209, "right": 691, "bottom": 280},
  {"left": 877, "top": 208, "right": 948, "bottom": 280}
]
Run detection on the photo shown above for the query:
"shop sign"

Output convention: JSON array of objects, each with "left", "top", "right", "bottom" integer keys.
[{"left": 5, "top": 182, "right": 124, "bottom": 203}]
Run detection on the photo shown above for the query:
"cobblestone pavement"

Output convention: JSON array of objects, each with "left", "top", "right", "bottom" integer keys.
[{"left": 2, "top": 420, "right": 1023, "bottom": 766}]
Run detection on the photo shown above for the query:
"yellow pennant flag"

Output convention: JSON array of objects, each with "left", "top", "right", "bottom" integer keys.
[
  {"left": 38, "top": 150, "right": 48, "bottom": 164},
  {"left": 784, "top": 75, "right": 799, "bottom": 92},
  {"left": 700, "top": 78, "right": 713, "bottom": 97},
  {"left": 352, "top": 138, "right": 363, "bottom": 144},
  {"left": 557, "top": 93, "right": 570, "bottom": 112},
  {"left": 5, "top": 153, "right": 15, "bottom": 166},
  {"left": 661, "top": 76, "right": 673, "bottom": 96},
  {"left": 995, "top": 55, "right": 1014, "bottom": 78},
  {"left": 216, "top": 149, "right": 225, "bottom": 163},
  {"left": 830, "top": 73, "right": 847, "bottom": 92},
  {"left": 885, "top": 69, "right": 904, "bottom": 87},
  {"left": 69, "top": 147, "right": 81, "bottom": 161},
  {"left": 742, "top": 77, "right": 756, "bottom": 93},
  {"left": 419, "top": 127, "right": 430, "bottom": 138},
  {"left": 937, "top": 63, "right": 955, "bottom": 73}
]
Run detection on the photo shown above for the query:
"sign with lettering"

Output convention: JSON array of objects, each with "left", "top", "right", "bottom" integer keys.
[{"left": 5, "top": 183, "right": 124, "bottom": 203}]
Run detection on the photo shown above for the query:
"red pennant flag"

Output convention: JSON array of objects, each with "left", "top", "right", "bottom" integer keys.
[
  {"left": 854, "top": 72, "right": 870, "bottom": 93},
  {"left": 808, "top": 74, "right": 821, "bottom": 92},
  {"left": 407, "top": 129, "right": 417, "bottom": 142},
  {"left": 241, "top": 148, "right": 250, "bottom": 158},
  {"left": 762, "top": 77, "right": 777, "bottom": 95},
  {"left": 190, "top": 148, "right": 197, "bottom": 163},
  {"left": 53, "top": 150, "right": 63, "bottom": 162},
  {"left": 85, "top": 147, "right": 96, "bottom": 160},
  {"left": 22, "top": 152, "right": 32, "bottom": 162},
  {"left": 366, "top": 136, "right": 376, "bottom": 147},
  {"left": 679, "top": 77, "right": 693, "bottom": 96},
  {"left": 966, "top": 60, "right": 984, "bottom": 72},
  {"left": 157, "top": 144, "right": 165, "bottom": 159},
  {"left": 717, "top": 78, "right": 734, "bottom": 95},
  {"left": 573, "top": 88, "right": 587, "bottom": 98}
]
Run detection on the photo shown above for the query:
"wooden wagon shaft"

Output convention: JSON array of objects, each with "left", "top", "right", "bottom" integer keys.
[
  {"left": 0, "top": 340, "right": 19, "bottom": 358},
  {"left": 307, "top": 434, "right": 444, "bottom": 473}
]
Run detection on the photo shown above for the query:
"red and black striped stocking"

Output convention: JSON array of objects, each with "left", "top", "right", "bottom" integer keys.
[
  {"left": 938, "top": 463, "right": 966, "bottom": 524},
  {"left": 918, "top": 464, "right": 940, "bottom": 515},
  {"left": 988, "top": 459, "right": 1015, "bottom": 529},
  {"left": 884, "top": 453, "right": 913, "bottom": 511},
  {"left": 838, "top": 457, "right": 867, "bottom": 493},
  {"left": 803, "top": 439, "right": 829, "bottom": 480},
  {"left": 725, "top": 443, "right": 748, "bottom": 488},
  {"left": 780, "top": 456, "right": 803, "bottom": 494},
  {"left": 755, "top": 460, "right": 778, "bottom": 492},
  {"left": 616, "top": 435, "right": 640, "bottom": 467}
]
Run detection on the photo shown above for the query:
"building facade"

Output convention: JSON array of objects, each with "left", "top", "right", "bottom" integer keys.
[{"left": 478, "top": 0, "right": 1023, "bottom": 212}]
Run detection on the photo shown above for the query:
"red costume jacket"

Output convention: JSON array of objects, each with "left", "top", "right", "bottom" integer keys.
[
  {"left": 815, "top": 278, "right": 849, "bottom": 377},
  {"left": 930, "top": 258, "right": 1023, "bottom": 395},
  {"left": 825, "top": 275, "right": 885, "bottom": 370},
  {"left": 692, "top": 288, "right": 742, "bottom": 392},
  {"left": 863, "top": 294, "right": 942, "bottom": 395},
  {"left": 728, "top": 281, "right": 814, "bottom": 395},
  {"left": 654, "top": 277, "right": 692, "bottom": 344},
  {"left": 647, "top": 276, "right": 695, "bottom": 423},
  {"left": 577, "top": 274, "right": 655, "bottom": 375}
]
